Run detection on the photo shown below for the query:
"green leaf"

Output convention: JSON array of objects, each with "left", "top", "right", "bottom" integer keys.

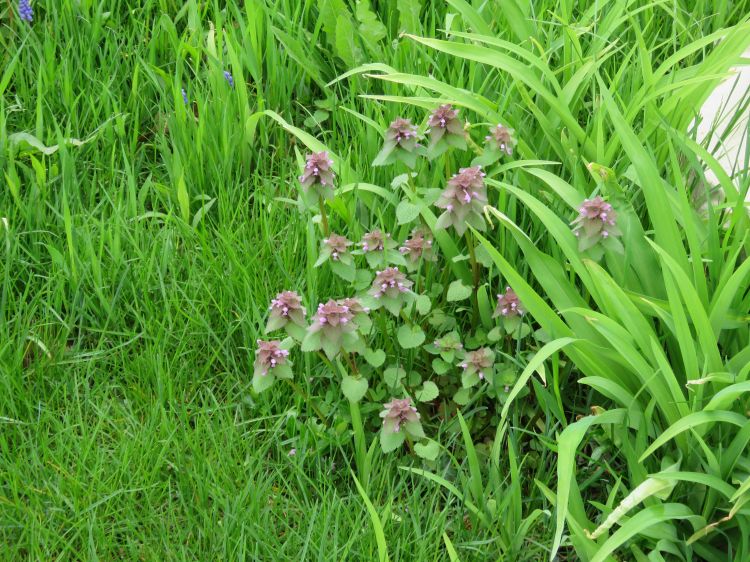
[
  {"left": 397, "top": 324, "right": 425, "bottom": 349},
  {"left": 453, "top": 388, "right": 471, "bottom": 405},
  {"left": 384, "top": 366, "right": 406, "bottom": 388},
  {"left": 342, "top": 376, "right": 369, "bottom": 403},
  {"left": 416, "top": 381, "right": 439, "bottom": 402},
  {"left": 176, "top": 174, "right": 190, "bottom": 223},
  {"left": 364, "top": 348, "right": 386, "bottom": 368},
  {"left": 351, "top": 473, "right": 391, "bottom": 562},
  {"left": 415, "top": 294, "right": 432, "bottom": 315},
  {"left": 414, "top": 439, "right": 440, "bottom": 461},
  {"left": 380, "top": 428, "right": 406, "bottom": 453},
  {"left": 396, "top": 200, "right": 421, "bottom": 224},
  {"left": 447, "top": 280, "right": 472, "bottom": 302},
  {"left": 253, "top": 372, "right": 275, "bottom": 393},
  {"left": 335, "top": 15, "right": 363, "bottom": 67},
  {"left": 397, "top": 0, "right": 422, "bottom": 33}
]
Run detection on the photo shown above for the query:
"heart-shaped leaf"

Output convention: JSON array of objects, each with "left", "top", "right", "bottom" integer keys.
[
  {"left": 364, "top": 348, "right": 386, "bottom": 368},
  {"left": 416, "top": 381, "right": 439, "bottom": 402},
  {"left": 447, "top": 280, "right": 472, "bottom": 302},
  {"left": 414, "top": 439, "right": 440, "bottom": 461},
  {"left": 397, "top": 324, "right": 425, "bottom": 349},
  {"left": 342, "top": 376, "right": 369, "bottom": 403}
]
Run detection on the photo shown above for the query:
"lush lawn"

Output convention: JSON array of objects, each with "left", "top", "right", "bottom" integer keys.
[{"left": 2, "top": 1, "right": 750, "bottom": 560}]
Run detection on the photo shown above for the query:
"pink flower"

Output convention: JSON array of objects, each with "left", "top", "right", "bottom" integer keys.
[
  {"left": 380, "top": 397, "right": 421, "bottom": 434},
  {"left": 435, "top": 166, "right": 488, "bottom": 235},
  {"left": 254, "top": 340, "right": 290, "bottom": 377},
  {"left": 266, "top": 291, "right": 306, "bottom": 334},
  {"left": 299, "top": 151, "right": 336, "bottom": 200},
  {"left": 485, "top": 123, "right": 516, "bottom": 156},
  {"left": 571, "top": 196, "right": 621, "bottom": 251},
  {"left": 494, "top": 287, "right": 524, "bottom": 318}
]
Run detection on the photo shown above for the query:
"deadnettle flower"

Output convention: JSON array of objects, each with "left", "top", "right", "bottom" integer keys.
[
  {"left": 19, "top": 0, "right": 33, "bottom": 22},
  {"left": 399, "top": 228, "right": 436, "bottom": 270},
  {"left": 459, "top": 347, "right": 495, "bottom": 387},
  {"left": 318, "top": 233, "right": 353, "bottom": 264},
  {"left": 299, "top": 151, "right": 336, "bottom": 201},
  {"left": 373, "top": 118, "right": 422, "bottom": 168},
  {"left": 368, "top": 267, "right": 414, "bottom": 315},
  {"left": 379, "top": 397, "right": 425, "bottom": 452},
  {"left": 571, "top": 196, "right": 621, "bottom": 253},
  {"left": 266, "top": 291, "right": 307, "bottom": 339},
  {"left": 253, "top": 339, "right": 293, "bottom": 392},
  {"left": 425, "top": 331, "right": 463, "bottom": 362},
  {"left": 356, "top": 229, "right": 402, "bottom": 268},
  {"left": 434, "top": 166, "right": 488, "bottom": 235},
  {"left": 494, "top": 287, "right": 523, "bottom": 318},
  {"left": 486, "top": 123, "right": 516, "bottom": 156},
  {"left": 426, "top": 104, "right": 466, "bottom": 156},
  {"left": 301, "top": 299, "right": 366, "bottom": 359}
]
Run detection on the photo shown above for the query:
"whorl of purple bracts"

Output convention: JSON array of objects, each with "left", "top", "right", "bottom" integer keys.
[
  {"left": 485, "top": 124, "right": 515, "bottom": 155},
  {"left": 254, "top": 340, "right": 290, "bottom": 376},
  {"left": 379, "top": 397, "right": 420, "bottom": 433},
  {"left": 310, "top": 300, "right": 356, "bottom": 330},
  {"left": 436, "top": 166, "right": 488, "bottom": 218},
  {"left": 19, "top": 0, "right": 33, "bottom": 21},
  {"left": 269, "top": 291, "right": 306, "bottom": 324},
  {"left": 337, "top": 297, "right": 370, "bottom": 315},
  {"left": 387, "top": 118, "right": 419, "bottom": 145},
  {"left": 399, "top": 229, "right": 434, "bottom": 262},
  {"left": 322, "top": 233, "right": 352, "bottom": 261},
  {"left": 370, "top": 267, "right": 413, "bottom": 299},
  {"left": 459, "top": 347, "right": 495, "bottom": 380},
  {"left": 299, "top": 151, "right": 336, "bottom": 191},
  {"left": 426, "top": 104, "right": 463, "bottom": 140},
  {"left": 360, "top": 230, "right": 389, "bottom": 253},
  {"left": 572, "top": 196, "right": 617, "bottom": 238},
  {"left": 223, "top": 70, "right": 234, "bottom": 87},
  {"left": 494, "top": 286, "right": 524, "bottom": 318}
]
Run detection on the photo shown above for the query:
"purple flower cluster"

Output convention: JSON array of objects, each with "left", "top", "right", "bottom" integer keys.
[
  {"left": 370, "top": 267, "right": 412, "bottom": 299},
  {"left": 494, "top": 287, "right": 524, "bottom": 318},
  {"left": 19, "top": 0, "right": 33, "bottom": 22},
  {"left": 266, "top": 290, "right": 307, "bottom": 336},
  {"left": 254, "top": 340, "right": 290, "bottom": 376},
  {"left": 373, "top": 118, "right": 422, "bottom": 168},
  {"left": 380, "top": 398, "right": 421, "bottom": 433},
  {"left": 399, "top": 228, "right": 435, "bottom": 270},
  {"left": 434, "top": 166, "right": 488, "bottom": 235},
  {"left": 322, "top": 233, "right": 352, "bottom": 262},
  {"left": 572, "top": 196, "right": 621, "bottom": 252},
  {"left": 426, "top": 104, "right": 466, "bottom": 155},
  {"left": 223, "top": 70, "right": 234, "bottom": 87},
  {"left": 299, "top": 151, "right": 336, "bottom": 201},
  {"left": 303, "top": 298, "right": 370, "bottom": 359},
  {"left": 360, "top": 230, "right": 388, "bottom": 253},
  {"left": 460, "top": 347, "right": 495, "bottom": 386},
  {"left": 485, "top": 124, "right": 516, "bottom": 156}
]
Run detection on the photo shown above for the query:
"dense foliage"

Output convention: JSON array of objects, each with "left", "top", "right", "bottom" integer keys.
[{"left": 2, "top": 1, "right": 749, "bottom": 560}]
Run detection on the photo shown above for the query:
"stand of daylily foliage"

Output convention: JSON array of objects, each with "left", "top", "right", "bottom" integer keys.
[{"left": 254, "top": 105, "right": 622, "bottom": 465}]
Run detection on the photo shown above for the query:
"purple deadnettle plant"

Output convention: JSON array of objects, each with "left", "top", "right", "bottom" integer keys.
[
  {"left": 459, "top": 347, "right": 495, "bottom": 388},
  {"left": 253, "top": 339, "right": 294, "bottom": 393},
  {"left": 379, "top": 397, "right": 425, "bottom": 452},
  {"left": 299, "top": 151, "right": 336, "bottom": 203},
  {"left": 425, "top": 331, "right": 463, "bottom": 362},
  {"left": 367, "top": 267, "right": 414, "bottom": 316},
  {"left": 493, "top": 286, "right": 526, "bottom": 333},
  {"left": 301, "top": 299, "right": 367, "bottom": 359},
  {"left": 373, "top": 118, "right": 422, "bottom": 169},
  {"left": 434, "top": 166, "right": 488, "bottom": 236},
  {"left": 399, "top": 227, "right": 436, "bottom": 271},
  {"left": 426, "top": 104, "right": 466, "bottom": 158},
  {"left": 266, "top": 291, "right": 307, "bottom": 340},
  {"left": 474, "top": 123, "right": 516, "bottom": 167},
  {"left": 355, "top": 229, "right": 404, "bottom": 268},
  {"left": 315, "top": 233, "right": 355, "bottom": 282},
  {"left": 571, "top": 196, "right": 623, "bottom": 259}
]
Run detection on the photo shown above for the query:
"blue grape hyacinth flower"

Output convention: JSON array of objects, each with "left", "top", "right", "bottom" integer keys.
[
  {"left": 223, "top": 71, "right": 234, "bottom": 88},
  {"left": 19, "top": 0, "right": 33, "bottom": 22}
]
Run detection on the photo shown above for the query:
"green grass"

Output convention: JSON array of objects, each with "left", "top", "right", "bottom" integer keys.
[{"left": 2, "top": 0, "right": 750, "bottom": 560}]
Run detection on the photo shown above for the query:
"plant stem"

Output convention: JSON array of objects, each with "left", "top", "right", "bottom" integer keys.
[
  {"left": 285, "top": 378, "right": 327, "bottom": 424},
  {"left": 349, "top": 397, "right": 369, "bottom": 488},
  {"left": 318, "top": 195, "right": 330, "bottom": 237}
]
